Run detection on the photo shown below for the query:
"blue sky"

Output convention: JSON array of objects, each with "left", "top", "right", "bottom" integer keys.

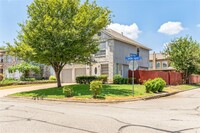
[{"left": 0, "top": 0, "right": 200, "bottom": 53}]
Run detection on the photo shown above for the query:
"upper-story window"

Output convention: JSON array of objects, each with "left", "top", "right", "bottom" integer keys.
[
  {"left": 95, "top": 42, "right": 106, "bottom": 57},
  {"left": 156, "top": 61, "right": 161, "bottom": 68},
  {"left": 162, "top": 61, "right": 168, "bottom": 68}
]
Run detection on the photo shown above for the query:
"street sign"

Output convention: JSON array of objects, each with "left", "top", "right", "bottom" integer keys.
[
  {"left": 125, "top": 56, "right": 142, "bottom": 61},
  {"left": 125, "top": 53, "right": 142, "bottom": 96},
  {"left": 129, "top": 61, "right": 138, "bottom": 70},
  {"left": 130, "top": 53, "right": 137, "bottom": 57},
  {"left": 125, "top": 56, "right": 134, "bottom": 61},
  {"left": 133, "top": 56, "right": 142, "bottom": 60}
]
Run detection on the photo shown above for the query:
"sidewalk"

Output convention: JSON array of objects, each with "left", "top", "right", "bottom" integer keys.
[{"left": 0, "top": 83, "right": 74, "bottom": 97}]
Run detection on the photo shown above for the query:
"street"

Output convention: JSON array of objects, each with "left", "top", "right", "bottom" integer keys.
[{"left": 1, "top": 88, "right": 200, "bottom": 133}]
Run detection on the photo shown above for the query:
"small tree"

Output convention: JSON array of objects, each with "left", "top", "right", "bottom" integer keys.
[
  {"left": 163, "top": 36, "right": 200, "bottom": 83},
  {"left": 8, "top": 62, "right": 40, "bottom": 79},
  {"left": 7, "top": 0, "right": 110, "bottom": 87}
]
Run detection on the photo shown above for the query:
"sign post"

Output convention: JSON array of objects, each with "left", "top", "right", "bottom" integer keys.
[
  {"left": 125, "top": 53, "right": 142, "bottom": 96},
  {"left": 132, "top": 59, "right": 134, "bottom": 95}
]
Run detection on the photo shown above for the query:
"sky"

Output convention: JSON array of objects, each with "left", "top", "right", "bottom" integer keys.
[{"left": 0, "top": 0, "right": 200, "bottom": 53}]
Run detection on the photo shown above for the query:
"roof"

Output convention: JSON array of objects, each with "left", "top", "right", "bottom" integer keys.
[
  {"left": 103, "top": 29, "right": 151, "bottom": 50},
  {"left": 149, "top": 53, "right": 167, "bottom": 60}
]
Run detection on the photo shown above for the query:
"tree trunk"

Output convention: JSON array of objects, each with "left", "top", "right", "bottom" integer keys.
[{"left": 55, "top": 70, "right": 61, "bottom": 87}]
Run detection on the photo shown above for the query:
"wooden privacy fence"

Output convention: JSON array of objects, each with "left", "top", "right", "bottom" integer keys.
[{"left": 129, "top": 70, "right": 200, "bottom": 85}]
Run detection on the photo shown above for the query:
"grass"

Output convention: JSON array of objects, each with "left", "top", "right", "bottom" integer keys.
[
  {"left": 10, "top": 84, "right": 153, "bottom": 100},
  {"left": 10, "top": 84, "right": 200, "bottom": 101}
]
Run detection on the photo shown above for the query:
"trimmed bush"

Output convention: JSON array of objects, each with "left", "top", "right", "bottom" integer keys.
[
  {"left": 49, "top": 75, "right": 56, "bottom": 81},
  {"left": 113, "top": 75, "right": 129, "bottom": 84},
  {"left": 63, "top": 86, "right": 73, "bottom": 97},
  {"left": 76, "top": 76, "right": 97, "bottom": 84},
  {"left": 113, "top": 74, "right": 122, "bottom": 84},
  {"left": 97, "top": 75, "right": 108, "bottom": 84},
  {"left": 90, "top": 80, "right": 102, "bottom": 98},
  {"left": 144, "top": 78, "right": 166, "bottom": 93},
  {"left": 154, "top": 78, "right": 166, "bottom": 92},
  {"left": 20, "top": 77, "right": 36, "bottom": 81}
]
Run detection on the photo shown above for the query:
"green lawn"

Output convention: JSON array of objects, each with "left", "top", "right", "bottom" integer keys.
[
  {"left": 10, "top": 84, "right": 153, "bottom": 100},
  {"left": 10, "top": 84, "right": 200, "bottom": 101}
]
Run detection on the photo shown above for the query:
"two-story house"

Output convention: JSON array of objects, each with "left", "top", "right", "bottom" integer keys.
[
  {"left": 0, "top": 50, "right": 53, "bottom": 79},
  {"left": 61, "top": 29, "right": 151, "bottom": 83},
  {"left": 149, "top": 52, "right": 175, "bottom": 70}
]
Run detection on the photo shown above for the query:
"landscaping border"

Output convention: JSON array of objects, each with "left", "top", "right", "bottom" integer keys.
[{"left": 8, "top": 87, "right": 200, "bottom": 103}]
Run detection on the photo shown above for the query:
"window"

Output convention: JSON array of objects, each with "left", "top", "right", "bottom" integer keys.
[
  {"left": 95, "top": 42, "right": 106, "bottom": 57},
  {"left": 149, "top": 61, "right": 153, "bottom": 69},
  {"left": 162, "top": 61, "right": 168, "bottom": 68},
  {"left": 94, "top": 67, "right": 97, "bottom": 74},
  {"left": 101, "top": 64, "right": 108, "bottom": 75},
  {"left": 156, "top": 61, "right": 161, "bottom": 68},
  {"left": 116, "top": 63, "right": 122, "bottom": 75}
]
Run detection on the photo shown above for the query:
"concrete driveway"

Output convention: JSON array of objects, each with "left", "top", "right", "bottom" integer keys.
[
  {"left": 0, "top": 83, "right": 72, "bottom": 97},
  {"left": 0, "top": 88, "right": 200, "bottom": 133}
]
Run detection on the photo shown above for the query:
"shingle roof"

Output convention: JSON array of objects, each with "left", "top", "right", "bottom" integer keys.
[{"left": 103, "top": 29, "right": 151, "bottom": 50}]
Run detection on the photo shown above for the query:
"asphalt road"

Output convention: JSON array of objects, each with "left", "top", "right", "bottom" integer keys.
[{"left": 1, "top": 88, "right": 200, "bottom": 133}]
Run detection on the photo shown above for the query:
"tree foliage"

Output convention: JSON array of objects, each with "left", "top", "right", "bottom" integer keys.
[
  {"left": 163, "top": 36, "right": 200, "bottom": 83},
  {"left": 8, "top": 62, "right": 40, "bottom": 79},
  {"left": 7, "top": 0, "right": 111, "bottom": 87}
]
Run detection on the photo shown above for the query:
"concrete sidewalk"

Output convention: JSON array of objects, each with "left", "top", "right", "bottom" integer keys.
[{"left": 0, "top": 83, "right": 73, "bottom": 97}]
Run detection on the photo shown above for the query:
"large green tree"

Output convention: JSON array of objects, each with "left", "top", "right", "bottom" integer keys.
[
  {"left": 163, "top": 36, "right": 200, "bottom": 83},
  {"left": 7, "top": 0, "right": 110, "bottom": 87}
]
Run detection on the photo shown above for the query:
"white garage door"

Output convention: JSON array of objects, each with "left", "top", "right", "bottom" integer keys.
[
  {"left": 75, "top": 68, "right": 86, "bottom": 77},
  {"left": 62, "top": 69, "right": 72, "bottom": 83}
]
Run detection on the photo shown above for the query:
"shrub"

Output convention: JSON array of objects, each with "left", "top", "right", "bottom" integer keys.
[
  {"left": 154, "top": 78, "right": 166, "bottom": 92},
  {"left": 144, "top": 80, "right": 153, "bottom": 93},
  {"left": 144, "top": 78, "right": 166, "bottom": 93},
  {"left": 97, "top": 75, "right": 108, "bottom": 84},
  {"left": 90, "top": 80, "right": 102, "bottom": 98},
  {"left": 20, "top": 77, "right": 36, "bottom": 81},
  {"left": 113, "top": 74, "right": 122, "bottom": 84},
  {"left": 63, "top": 86, "right": 73, "bottom": 97},
  {"left": 49, "top": 75, "right": 56, "bottom": 81},
  {"left": 113, "top": 75, "right": 129, "bottom": 84},
  {"left": 76, "top": 76, "right": 97, "bottom": 84}
]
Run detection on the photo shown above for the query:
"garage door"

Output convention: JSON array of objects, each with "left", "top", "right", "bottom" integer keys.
[
  {"left": 75, "top": 68, "right": 86, "bottom": 77},
  {"left": 62, "top": 69, "right": 72, "bottom": 83}
]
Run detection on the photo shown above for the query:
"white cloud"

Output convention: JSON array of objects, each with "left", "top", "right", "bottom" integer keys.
[
  {"left": 197, "top": 24, "right": 200, "bottom": 28},
  {"left": 107, "top": 23, "right": 141, "bottom": 40},
  {"left": 158, "top": 21, "right": 184, "bottom": 35}
]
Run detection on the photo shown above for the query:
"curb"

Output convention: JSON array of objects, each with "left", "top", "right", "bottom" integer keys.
[{"left": 6, "top": 87, "right": 200, "bottom": 104}]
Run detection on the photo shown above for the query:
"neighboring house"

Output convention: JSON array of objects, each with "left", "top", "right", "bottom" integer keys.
[
  {"left": 61, "top": 29, "right": 151, "bottom": 83},
  {"left": 149, "top": 52, "right": 175, "bottom": 70},
  {"left": 0, "top": 50, "right": 53, "bottom": 79}
]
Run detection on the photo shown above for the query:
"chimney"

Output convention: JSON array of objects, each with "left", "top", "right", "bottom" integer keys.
[{"left": 121, "top": 32, "right": 123, "bottom": 36}]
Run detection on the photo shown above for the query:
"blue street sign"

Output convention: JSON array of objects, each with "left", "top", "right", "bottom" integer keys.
[
  {"left": 130, "top": 53, "right": 137, "bottom": 57},
  {"left": 125, "top": 56, "right": 134, "bottom": 61},
  {"left": 125, "top": 56, "right": 142, "bottom": 61},
  {"left": 133, "top": 56, "right": 142, "bottom": 60}
]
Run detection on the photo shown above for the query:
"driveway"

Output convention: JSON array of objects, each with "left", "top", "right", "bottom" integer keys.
[
  {"left": 0, "top": 83, "right": 73, "bottom": 97},
  {"left": 0, "top": 88, "right": 200, "bottom": 133}
]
